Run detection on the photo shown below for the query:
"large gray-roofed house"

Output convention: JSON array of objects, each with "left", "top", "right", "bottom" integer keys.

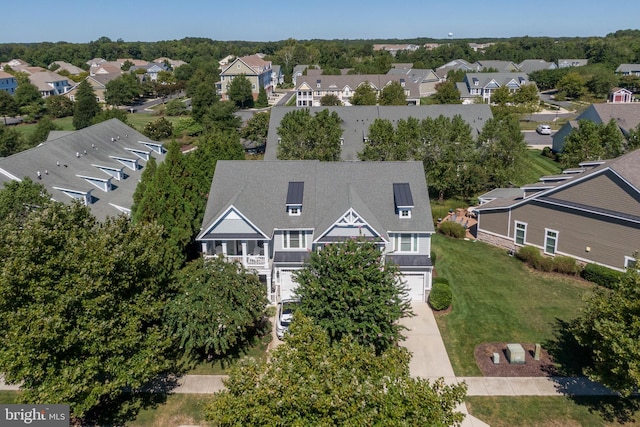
[
  {"left": 458, "top": 72, "right": 532, "bottom": 104},
  {"left": 615, "top": 64, "right": 640, "bottom": 76},
  {"left": 475, "top": 149, "right": 640, "bottom": 271},
  {"left": 197, "top": 160, "right": 435, "bottom": 303},
  {"left": 264, "top": 105, "right": 493, "bottom": 161},
  {"left": 0, "top": 119, "right": 165, "bottom": 221},
  {"left": 552, "top": 103, "right": 640, "bottom": 152},
  {"left": 517, "top": 59, "right": 558, "bottom": 75}
]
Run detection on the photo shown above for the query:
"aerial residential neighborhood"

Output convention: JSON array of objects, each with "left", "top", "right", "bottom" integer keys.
[{"left": 1, "top": 10, "right": 640, "bottom": 426}]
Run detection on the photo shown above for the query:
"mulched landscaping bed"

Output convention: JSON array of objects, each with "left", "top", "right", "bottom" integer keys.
[{"left": 474, "top": 342, "right": 559, "bottom": 377}]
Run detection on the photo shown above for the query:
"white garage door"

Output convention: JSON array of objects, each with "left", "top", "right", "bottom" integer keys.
[
  {"left": 403, "top": 274, "right": 425, "bottom": 302},
  {"left": 279, "top": 269, "right": 298, "bottom": 301}
]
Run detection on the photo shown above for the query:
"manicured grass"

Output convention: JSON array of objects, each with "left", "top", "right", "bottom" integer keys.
[
  {"left": 432, "top": 233, "right": 594, "bottom": 376},
  {"left": 430, "top": 198, "right": 470, "bottom": 225},
  {"left": 522, "top": 148, "right": 562, "bottom": 183},
  {"left": 129, "top": 394, "right": 211, "bottom": 427},
  {"left": 466, "top": 396, "right": 640, "bottom": 427},
  {"left": 0, "top": 390, "right": 21, "bottom": 403}
]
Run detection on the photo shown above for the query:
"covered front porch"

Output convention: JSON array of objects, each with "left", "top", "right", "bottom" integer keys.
[{"left": 201, "top": 238, "right": 270, "bottom": 271}]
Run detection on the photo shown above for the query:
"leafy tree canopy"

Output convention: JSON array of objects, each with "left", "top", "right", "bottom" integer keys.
[
  {"left": 560, "top": 119, "right": 624, "bottom": 167},
  {"left": 72, "top": 79, "right": 101, "bottom": 129},
  {"left": 294, "top": 238, "right": 413, "bottom": 354},
  {"left": 379, "top": 81, "right": 407, "bottom": 105},
  {"left": 227, "top": 73, "right": 254, "bottom": 109},
  {"left": 0, "top": 178, "right": 51, "bottom": 225},
  {"left": 45, "top": 94, "right": 74, "bottom": 118},
  {"left": 351, "top": 81, "right": 377, "bottom": 105},
  {"left": 276, "top": 108, "right": 342, "bottom": 161},
  {"left": 205, "top": 315, "right": 467, "bottom": 426},
  {"left": 240, "top": 111, "right": 269, "bottom": 145},
  {"left": 0, "top": 202, "right": 175, "bottom": 424}
]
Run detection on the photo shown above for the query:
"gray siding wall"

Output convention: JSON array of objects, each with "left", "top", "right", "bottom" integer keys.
[
  {"left": 511, "top": 202, "right": 640, "bottom": 269},
  {"left": 478, "top": 210, "right": 510, "bottom": 237},
  {"left": 273, "top": 230, "right": 312, "bottom": 251},
  {"left": 549, "top": 171, "right": 640, "bottom": 218}
]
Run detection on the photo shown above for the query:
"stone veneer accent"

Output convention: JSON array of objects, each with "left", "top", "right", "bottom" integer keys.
[{"left": 477, "top": 230, "right": 516, "bottom": 252}]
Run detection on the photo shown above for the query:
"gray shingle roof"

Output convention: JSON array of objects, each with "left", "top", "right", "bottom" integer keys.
[
  {"left": 198, "top": 160, "right": 434, "bottom": 243},
  {"left": 0, "top": 119, "right": 164, "bottom": 221},
  {"left": 264, "top": 105, "right": 493, "bottom": 161}
]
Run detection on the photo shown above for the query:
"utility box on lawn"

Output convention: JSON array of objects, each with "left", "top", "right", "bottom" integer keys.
[{"left": 506, "top": 343, "right": 525, "bottom": 364}]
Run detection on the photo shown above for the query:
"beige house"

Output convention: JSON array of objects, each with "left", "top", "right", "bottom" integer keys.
[
  {"left": 217, "top": 54, "right": 273, "bottom": 101},
  {"left": 475, "top": 149, "right": 640, "bottom": 271},
  {"left": 65, "top": 74, "right": 120, "bottom": 104}
]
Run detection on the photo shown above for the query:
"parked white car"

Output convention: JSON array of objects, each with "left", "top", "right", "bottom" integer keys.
[
  {"left": 276, "top": 299, "right": 299, "bottom": 340},
  {"left": 536, "top": 124, "right": 552, "bottom": 135}
]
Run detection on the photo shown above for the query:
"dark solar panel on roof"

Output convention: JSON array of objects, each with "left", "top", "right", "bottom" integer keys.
[
  {"left": 393, "top": 183, "right": 414, "bottom": 208},
  {"left": 286, "top": 181, "right": 304, "bottom": 205}
]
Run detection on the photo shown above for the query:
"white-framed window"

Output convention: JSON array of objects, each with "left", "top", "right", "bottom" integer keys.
[
  {"left": 399, "top": 209, "right": 411, "bottom": 219},
  {"left": 394, "top": 234, "right": 418, "bottom": 252},
  {"left": 624, "top": 256, "right": 637, "bottom": 269},
  {"left": 283, "top": 231, "right": 306, "bottom": 249},
  {"left": 544, "top": 229, "right": 558, "bottom": 255},
  {"left": 288, "top": 206, "right": 301, "bottom": 216},
  {"left": 514, "top": 221, "right": 527, "bottom": 246}
]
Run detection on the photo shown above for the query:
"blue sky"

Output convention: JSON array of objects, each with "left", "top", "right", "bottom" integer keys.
[{"left": 2, "top": 0, "right": 638, "bottom": 43}]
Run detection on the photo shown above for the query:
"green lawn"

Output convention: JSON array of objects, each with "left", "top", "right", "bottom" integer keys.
[
  {"left": 523, "top": 148, "right": 562, "bottom": 183},
  {"left": 0, "top": 390, "right": 20, "bottom": 403},
  {"left": 432, "top": 233, "right": 594, "bottom": 376},
  {"left": 466, "top": 396, "right": 640, "bottom": 427},
  {"left": 129, "top": 394, "right": 211, "bottom": 427}
]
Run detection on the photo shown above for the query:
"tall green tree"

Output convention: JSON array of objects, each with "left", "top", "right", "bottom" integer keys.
[
  {"left": 477, "top": 114, "right": 529, "bottom": 188},
  {"left": 379, "top": 81, "right": 407, "bottom": 105},
  {"left": 358, "top": 118, "right": 406, "bottom": 161},
  {"left": 560, "top": 119, "right": 607, "bottom": 168},
  {"left": 276, "top": 108, "right": 342, "bottom": 161},
  {"left": 92, "top": 107, "right": 130, "bottom": 125},
  {"left": 14, "top": 81, "right": 42, "bottom": 108},
  {"left": 166, "top": 257, "right": 268, "bottom": 363},
  {"left": 557, "top": 72, "right": 587, "bottom": 99},
  {"left": 432, "top": 81, "right": 461, "bottom": 104},
  {"left": 72, "top": 79, "right": 100, "bottom": 129},
  {"left": 227, "top": 74, "right": 254, "bottom": 109},
  {"left": 105, "top": 73, "right": 141, "bottom": 106},
  {"left": 0, "top": 202, "right": 175, "bottom": 424},
  {"left": 190, "top": 81, "right": 218, "bottom": 123},
  {"left": 351, "top": 81, "right": 377, "bottom": 105},
  {"left": 0, "top": 178, "right": 51, "bottom": 225},
  {"left": 201, "top": 100, "right": 242, "bottom": 132},
  {"left": 570, "top": 265, "right": 640, "bottom": 397},
  {"left": 0, "top": 90, "right": 19, "bottom": 124},
  {"left": 143, "top": 117, "right": 173, "bottom": 140},
  {"left": 205, "top": 316, "right": 467, "bottom": 426},
  {"left": 0, "top": 124, "right": 25, "bottom": 157},
  {"left": 320, "top": 93, "right": 342, "bottom": 106},
  {"left": 45, "top": 94, "right": 74, "bottom": 118},
  {"left": 255, "top": 86, "right": 268, "bottom": 108},
  {"left": 28, "top": 115, "right": 60, "bottom": 146},
  {"left": 294, "top": 239, "right": 413, "bottom": 354},
  {"left": 240, "top": 111, "right": 270, "bottom": 147}
]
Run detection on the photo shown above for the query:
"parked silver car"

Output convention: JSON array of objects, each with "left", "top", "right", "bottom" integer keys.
[
  {"left": 276, "top": 299, "right": 299, "bottom": 340},
  {"left": 536, "top": 124, "right": 552, "bottom": 135}
]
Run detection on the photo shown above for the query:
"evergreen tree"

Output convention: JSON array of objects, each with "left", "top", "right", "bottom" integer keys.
[
  {"left": 351, "top": 81, "right": 377, "bottom": 105},
  {"left": 255, "top": 86, "right": 268, "bottom": 108},
  {"left": 72, "top": 80, "right": 100, "bottom": 129},
  {"left": 228, "top": 74, "right": 254, "bottom": 109},
  {"left": 28, "top": 116, "right": 60, "bottom": 146}
]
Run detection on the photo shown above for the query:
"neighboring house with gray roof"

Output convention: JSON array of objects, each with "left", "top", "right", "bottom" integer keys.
[
  {"left": 197, "top": 160, "right": 434, "bottom": 303},
  {"left": 0, "top": 119, "right": 165, "bottom": 221},
  {"left": 552, "top": 103, "right": 640, "bottom": 152},
  {"left": 558, "top": 59, "right": 588, "bottom": 68},
  {"left": 294, "top": 74, "right": 423, "bottom": 107},
  {"left": 264, "top": 105, "right": 493, "bottom": 161},
  {"left": 386, "top": 67, "right": 443, "bottom": 97},
  {"left": 271, "top": 64, "right": 284, "bottom": 88},
  {"left": 458, "top": 72, "right": 532, "bottom": 104},
  {"left": 518, "top": 59, "right": 557, "bottom": 75},
  {"left": 615, "top": 64, "right": 640, "bottom": 76},
  {"left": 28, "top": 71, "right": 71, "bottom": 97},
  {"left": 475, "top": 149, "right": 640, "bottom": 271},
  {"left": 218, "top": 54, "right": 274, "bottom": 101},
  {"left": 476, "top": 60, "right": 519, "bottom": 72},
  {"left": 50, "top": 61, "right": 85, "bottom": 75},
  {"left": 65, "top": 73, "right": 121, "bottom": 104}
]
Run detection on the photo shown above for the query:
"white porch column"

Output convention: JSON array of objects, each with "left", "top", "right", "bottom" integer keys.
[
  {"left": 201, "top": 241, "right": 208, "bottom": 255},
  {"left": 263, "top": 241, "right": 270, "bottom": 268},
  {"left": 221, "top": 242, "right": 228, "bottom": 255},
  {"left": 241, "top": 241, "right": 247, "bottom": 265}
]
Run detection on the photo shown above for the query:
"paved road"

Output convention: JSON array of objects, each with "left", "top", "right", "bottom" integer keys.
[{"left": 524, "top": 130, "right": 554, "bottom": 148}]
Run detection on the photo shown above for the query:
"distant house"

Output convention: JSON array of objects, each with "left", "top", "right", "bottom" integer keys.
[
  {"left": 196, "top": 160, "right": 435, "bottom": 303},
  {"left": 552, "top": 103, "right": 640, "bottom": 152},
  {"left": 475, "top": 149, "right": 640, "bottom": 271},
  {"left": 218, "top": 54, "right": 273, "bottom": 101},
  {"left": 457, "top": 72, "right": 532, "bottom": 104},
  {"left": 294, "top": 74, "right": 422, "bottom": 107},
  {"left": 615, "top": 64, "right": 640, "bottom": 76},
  {"left": 264, "top": 105, "right": 493, "bottom": 161},
  {"left": 386, "top": 67, "right": 444, "bottom": 97},
  {"left": 28, "top": 71, "right": 71, "bottom": 97},
  {"left": 65, "top": 74, "right": 121, "bottom": 103},
  {"left": 90, "top": 63, "right": 122, "bottom": 76},
  {"left": 0, "top": 119, "right": 165, "bottom": 221},
  {"left": 1, "top": 59, "right": 29, "bottom": 69},
  {"left": 153, "top": 57, "right": 187, "bottom": 69},
  {"left": 518, "top": 59, "right": 557, "bottom": 75},
  {"left": 475, "top": 60, "right": 519, "bottom": 72},
  {"left": 558, "top": 59, "right": 588, "bottom": 68},
  {"left": 468, "top": 42, "right": 495, "bottom": 53},
  {"left": 49, "top": 61, "right": 85, "bottom": 75},
  {"left": 86, "top": 58, "right": 106, "bottom": 68},
  {"left": 0, "top": 70, "right": 17, "bottom": 95},
  {"left": 609, "top": 87, "right": 635, "bottom": 103},
  {"left": 372, "top": 44, "right": 420, "bottom": 56}
]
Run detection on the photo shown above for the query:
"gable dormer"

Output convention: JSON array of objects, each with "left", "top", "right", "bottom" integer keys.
[
  {"left": 393, "top": 183, "right": 414, "bottom": 218},
  {"left": 286, "top": 181, "right": 304, "bottom": 216}
]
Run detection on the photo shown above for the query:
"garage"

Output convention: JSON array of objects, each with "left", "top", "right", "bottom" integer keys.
[
  {"left": 278, "top": 269, "right": 299, "bottom": 301},
  {"left": 402, "top": 273, "right": 426, "bottom": 302}
]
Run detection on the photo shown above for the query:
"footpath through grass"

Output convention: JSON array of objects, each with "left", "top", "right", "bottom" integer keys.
[{"left": 431, "top": 233, "right": 593, "bottom": 376}]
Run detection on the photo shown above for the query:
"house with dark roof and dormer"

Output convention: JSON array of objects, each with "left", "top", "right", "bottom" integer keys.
[
  {"left": 0, "top": 119, "right": 165, "bottom": 221},
  {"left": 196, "top": 160, "right": 434, "bottom": 303},
  {"left": 457, "top": 72, "right": 533, "bottom": 104},
  {"left": 474, "top": 149, "right": 640, "bottom": 271}
]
